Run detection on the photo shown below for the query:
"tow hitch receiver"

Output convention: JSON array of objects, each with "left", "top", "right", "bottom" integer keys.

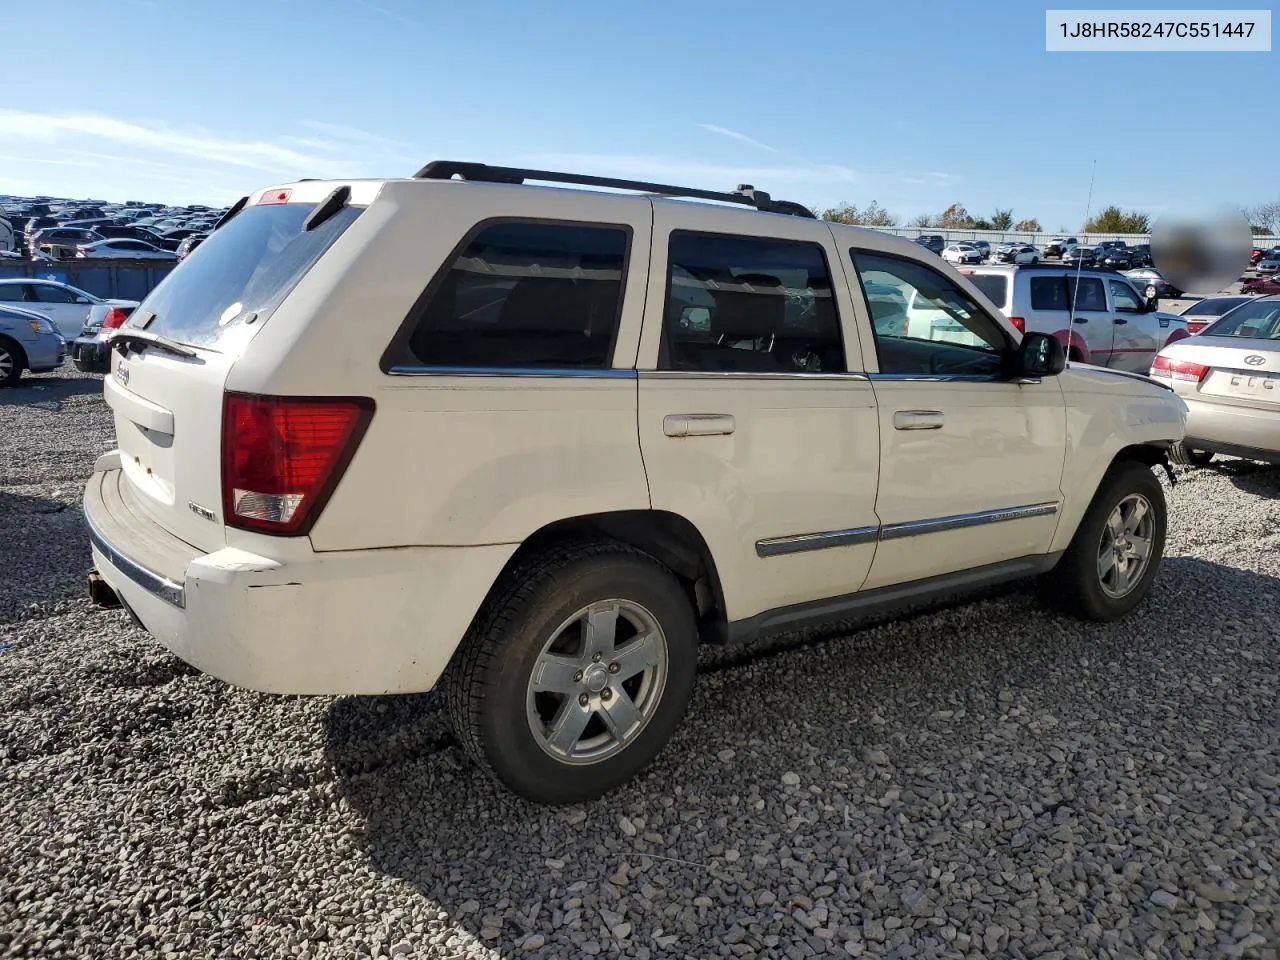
[{"left": 87, "top": 570, "right": 121, "bottom": 608}]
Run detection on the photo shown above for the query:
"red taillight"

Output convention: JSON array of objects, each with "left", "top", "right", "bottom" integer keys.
[
  {"left": 220, "top": 393, "right": 374, "bottom": 536},
  {"left": 1008, "top": 316, "right": 1026, "bottom": 333},
  {"left": 1151, "top": 355, "right": 1210, "bottom": 382},
  {"left": 101, "top": 307, "right": 130, "bottom": 330},
  {"left": 257, "top": 189, "right": 292, "bottom": 205}
]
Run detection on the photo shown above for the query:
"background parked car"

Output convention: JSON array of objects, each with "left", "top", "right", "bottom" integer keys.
[
  {"left": 1127, "top": 244, "right": 1154, "bottom": 267},
  {"left": 74, "top": 238, "right": 178, "bottom": 260},
  {"left": 1122, "top": 267, "right": 1183, "bottom": 299},
  {"left": 0, "top": 302, "right": 65, "bottom": 386},
  {"left": 942, "top": 242, "right": 983, "bottom": 264},
  {"left": 1256, "top": 253, "right": 1280, "bottom": 275},
  {"left": 963, "top": 264, "right": 1187, "bottom": 371},
  {"left": 1044, "top": 236, "right": 1077, "bottom": 258},
  {"left": 1176, "top": 295, "right": 1254, "bottom": 334},
  {"left": 1095, "top": 245, "right": 1134, "bottom": 270},
  {"left": 996, "top": 244, "right": 1041, "bottom": 264},
  {"left": 1062, "top": 244, "right": 1096, "bottom": 267},
  {"left": 969, "top": 239, "right": 991, "bottom": 261},
  {"left": 30, "top": 226, "right": 104, "bottom": 259},
  {"left": 0, "top": 278, "right": 138, "bottom": 338},
  {"left": 1149, "top": 294, "right": 1280, "bottom": 466},
  {"left": 1242, "top": 275, "right": 1280, "bottom": 296},
  {"left": 914, "top": 234, "right": 945, "bottom": 254},
  {"left": 72, "top": 303, "right": 137, "bottom": 374}
]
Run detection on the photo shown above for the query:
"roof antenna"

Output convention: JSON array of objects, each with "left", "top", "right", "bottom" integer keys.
[{"left": 1068, "top": 158, "right": 1098, "bottom": 363}]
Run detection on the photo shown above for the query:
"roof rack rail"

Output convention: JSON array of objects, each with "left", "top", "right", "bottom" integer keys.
[{"left": 411, "top": 160, "right": 816, "bottom": 219}]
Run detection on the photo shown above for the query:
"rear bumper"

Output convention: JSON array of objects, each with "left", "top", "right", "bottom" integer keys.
[
  {"left": 72, "top": 336, "right": 110, "bottom": 374},
  {"left": 84, "top": 459, "right": 518, "bottom": 695},
  {"left": 1184, "top": 398, "right": 1280, "bottom": 463}
]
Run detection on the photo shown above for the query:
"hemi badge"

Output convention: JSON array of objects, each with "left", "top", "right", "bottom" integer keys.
[{"left": 188, "top": 501, "right": 217, "bottom": 522}]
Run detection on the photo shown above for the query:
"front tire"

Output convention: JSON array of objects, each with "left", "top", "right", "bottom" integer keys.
[
  {"left": 1040, "top": 460, "right": 1167, "bottom": 621},
  {"left": 444, "top": 541, "right": 698, "bottom": 804},
  {"left": 0, "top": 337, "right": 26, "bottom": 387}
]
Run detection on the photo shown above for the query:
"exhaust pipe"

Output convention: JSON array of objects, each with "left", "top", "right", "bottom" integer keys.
[{"left": 87, "top": 569, "right": 121, "bottom": 609}]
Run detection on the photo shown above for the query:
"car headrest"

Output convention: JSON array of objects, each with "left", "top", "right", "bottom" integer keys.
[{"left": 710, "top": 273, "right": 785, "bottom": 341}]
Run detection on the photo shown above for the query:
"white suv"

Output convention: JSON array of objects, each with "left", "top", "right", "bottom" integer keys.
[
  {"left": 84, "top": 162, "right": 1189, "bottom": 804},
  {"left": 963, "top": 264, "right": 1191, "bottom": 374}
]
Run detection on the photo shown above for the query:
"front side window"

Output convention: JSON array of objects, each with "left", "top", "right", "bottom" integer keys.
[
  {"left": 1109, "top": 280, "right": 1143, "bottom": 312},
  {"left": 33, "top": 283, "right": 78, "bottom": 304},
  {"left": 0, "top": 285, "right": 25, "bottom": 303},
  {"left": 851, "top": 251, "right": 1010, "bottom": 376},
  {"left": 404, "top": 221, "right": 629, "bottom": 369},
  {"left": 661, "top": 232, "right": 844, "bottom": 374}
]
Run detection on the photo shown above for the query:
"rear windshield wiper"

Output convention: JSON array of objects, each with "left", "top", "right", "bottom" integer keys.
[{"left": 110, "top": 330, "right": 200, "bottom": 360}]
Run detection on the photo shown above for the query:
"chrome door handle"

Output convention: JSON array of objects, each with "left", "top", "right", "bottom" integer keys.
[
  {"left": 893, "top": 410, "right": 944, "bottom": 431},
  {"left": 663, "top": 414, "right": 736, "bottom": 438}
]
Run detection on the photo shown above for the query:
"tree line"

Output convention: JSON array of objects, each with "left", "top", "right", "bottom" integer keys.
[{"left": 819, "top": 199, "right": 1280, "bottom": 235}]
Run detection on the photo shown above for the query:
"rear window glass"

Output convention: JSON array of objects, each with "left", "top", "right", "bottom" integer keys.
[
  {"left": 967, "top": 274, "right": 1008, "bottom": 307},
  {"left": 1201, "top": 300, "right": 1280, "bottom": 339},
  {"left": 128, "top": 201, "right": 363, "bottom": 350},
  {"left": 1030, "top": 276, "right": 1068, "bottom": 310},
  {"left": 1187, "top": 298, "right": 1247, "bottom": 318}
]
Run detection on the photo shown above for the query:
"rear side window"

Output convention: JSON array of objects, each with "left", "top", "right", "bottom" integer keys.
[
  {"left": 1029, "top": 276, "right": 1068, "bottom": 311},
  {"left": 967, "top": 274, "right": 1008, "bottom": 309},
  {"left": 130, "top": 201, "right": 363, "bottom": 350},
  {"left": 403, "top": 221, "right": 628, "bottom": 369},
  {"left": 661, "top": 232, "right": 844, "bottom": 374}
]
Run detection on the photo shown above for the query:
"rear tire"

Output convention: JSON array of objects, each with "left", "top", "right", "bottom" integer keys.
[
  {"left": 444, "top": 541, "right": 698, "bottom": 804},
  {"left": 0, "top": 337, "right": 26, "bottom": 387},
  {"left": 1040, "top": 460, "right": 1166, "bottom": 622},
  {"left": 1169, "top": 442, "right": 1214, "bottom": 466}
]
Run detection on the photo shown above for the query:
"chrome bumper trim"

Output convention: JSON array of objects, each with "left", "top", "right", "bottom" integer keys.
[{"left": 84, "top": 500, "right": 186, "bottom": 608}]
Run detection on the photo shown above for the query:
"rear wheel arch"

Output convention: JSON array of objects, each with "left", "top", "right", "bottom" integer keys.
[
  {"left": 1052, "top": 329, "right": 1089, "bottom": 363},
  {"left": 486, "top": 510, "right": 729, "bottom": 644}
]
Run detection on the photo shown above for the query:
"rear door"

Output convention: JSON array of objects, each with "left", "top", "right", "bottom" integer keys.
[
  {"left": 636, "top": 206, "right": 881, "bottom": 624},
  {"left": 103, "top": 187, "right": 368, "bottom": 553},
  {"left": 1106, "top": 277, "right": 1158, "bottom": 372}
]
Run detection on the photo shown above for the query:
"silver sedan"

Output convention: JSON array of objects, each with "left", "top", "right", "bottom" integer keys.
[{"left": 1149, "top": 295, "right": 1280, "bottom": 465}]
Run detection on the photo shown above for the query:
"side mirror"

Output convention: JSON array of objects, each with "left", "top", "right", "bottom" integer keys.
[{"left": 1017, "top": 331, "right": 1066, "bottom": 378}]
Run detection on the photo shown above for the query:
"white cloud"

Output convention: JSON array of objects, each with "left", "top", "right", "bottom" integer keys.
[
  {"left": 0, "top": 110, "right": 347, "bottom": 176},
  {"left": 697, "top": 124, "right": 779, "bottom": 154},
  {"left": 0, "top": 109, "right": 428, "bottom": 203}
]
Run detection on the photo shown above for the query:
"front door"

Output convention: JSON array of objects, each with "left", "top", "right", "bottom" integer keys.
[
  {"left": 636, "top": 206, "right": 881, "bottom": 626},
  {"left": 841, "top": 248, "right": 1068, "bottom": 590},
  {"left": 1107, "top": 278, "right": 1158, "bottom": 372}
]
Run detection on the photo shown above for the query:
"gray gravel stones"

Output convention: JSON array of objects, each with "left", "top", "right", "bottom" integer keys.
[{"left": 2, "top": 368, "right": 1279, "bottom": 959}]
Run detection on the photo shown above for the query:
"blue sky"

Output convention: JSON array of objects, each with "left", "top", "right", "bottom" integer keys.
[{"left": 1, "top": 0, "right": 1274, "bottom": 228}]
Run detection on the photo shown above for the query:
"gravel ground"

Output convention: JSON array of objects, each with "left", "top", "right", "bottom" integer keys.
[{"left": 2, "top": 367, "right": 1278, "bottom": 960}]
